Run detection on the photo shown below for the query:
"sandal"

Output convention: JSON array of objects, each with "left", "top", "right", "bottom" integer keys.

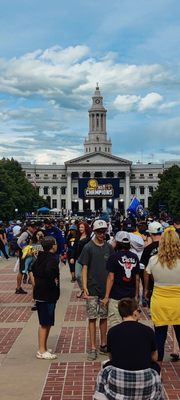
[{"left": 36, "top": 351, "right": 57, "bottom": 360}]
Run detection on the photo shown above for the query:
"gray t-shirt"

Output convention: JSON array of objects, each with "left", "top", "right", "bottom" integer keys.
[{"left": 79, "top": 239, "right": 114, "bottom": 297}]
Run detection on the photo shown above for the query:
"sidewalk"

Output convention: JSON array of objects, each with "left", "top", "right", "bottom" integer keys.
[{"left": 0, "top": 258, "right": 179, "bottom": 400}]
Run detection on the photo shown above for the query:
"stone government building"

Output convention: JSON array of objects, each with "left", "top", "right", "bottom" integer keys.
[{"left": 22, "top": 85, "right": 179, "bottom": 215}]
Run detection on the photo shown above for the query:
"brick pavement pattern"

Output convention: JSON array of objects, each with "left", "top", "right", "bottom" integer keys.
[{"left": 0, "top": 260, "right": 179, "bottom": 399}]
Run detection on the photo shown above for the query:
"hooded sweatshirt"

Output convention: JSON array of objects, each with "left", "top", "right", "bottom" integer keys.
[{"left": 32, "top": 251, "right": 60, "bottom": 302}]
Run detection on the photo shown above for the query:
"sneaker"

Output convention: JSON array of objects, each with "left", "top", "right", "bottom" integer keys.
[
  {"left": 87, "top": 349, "right": 97, "bottom": 361},
  {"left": 15, "top": 287, "right": 27, "bottom": 294},
  {"left": 31, "top": 305, "right": 37, "bottom": 311},
  {"left": 36, "top": 351, "right": 57, "bottom": 360},
  {"left": 99, "top": 345, "right": 108, "bottom": 354}
]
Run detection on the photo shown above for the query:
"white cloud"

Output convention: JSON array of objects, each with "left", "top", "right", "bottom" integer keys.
[
  {"left": 138, "top": 92, "right": 163, "bottom": 111},
  {"left": 114, "top": 95, "right": 140, "bottom": 112},
  {"left": 113, "top": 92, "right": 163, "bottom": 112},
  {"left": 0, "top": 46, "right": 171, "bottom": 103}
]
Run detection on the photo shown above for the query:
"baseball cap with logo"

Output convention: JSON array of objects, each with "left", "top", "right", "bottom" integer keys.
[
  {"left": 147, "top": 221, "right": 164, "bottom": 234},
  {"left": 93, "top": 219, "right": 107, "bottom": 231}
]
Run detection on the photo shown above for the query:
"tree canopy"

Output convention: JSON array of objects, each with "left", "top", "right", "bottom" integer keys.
[
  {"left": 0, "top": 158, "right": 46, "bottom": 220},
  {"left": 149, "top": 165, "right": 180, "bottom": 216}
]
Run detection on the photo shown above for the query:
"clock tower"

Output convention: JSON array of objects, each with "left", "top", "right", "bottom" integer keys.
[{"left": 84, "top": 84, "right": 112, "bottom": 154}]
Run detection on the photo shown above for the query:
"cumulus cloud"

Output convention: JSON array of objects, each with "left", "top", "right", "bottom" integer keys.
[
  {"left": 114, "top": 92, "right": 163, "bottom": 112},
  {"left": 0, "top": 45, "right": 171, "bottom": 103},
  {"left": 138, "top": 92, "right": 163, "bottom": 111},
  {"left": 0, "top": 44, "right": 179, "bottom": 164}
]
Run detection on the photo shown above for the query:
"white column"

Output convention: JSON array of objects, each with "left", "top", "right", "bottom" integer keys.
[
  {"left": 48, "top": 187, "right": 52, "bottom": 208},
  {"left": 90, "top": 198, "right": 95, "bottom": 211},
  {"left": 57, "top": 187, "right": 61, "bottom": 209},
  {"left": 67, "top": 173, "right": 72, "bottom": 211},
  {"left": 145, "top": 186, "right": 148, "bottom": 208},
  {"left": 79, "top": 198, "right": 83, "bottom": 211},
  {"left": 102, "top": 198, "right": 107, "bottom": 211},
  {"left": 125, "top": 172, "right": 130, "bottom": 216},
  {"left": 114, "top": 199, "right": 118, "bottom": 209}
]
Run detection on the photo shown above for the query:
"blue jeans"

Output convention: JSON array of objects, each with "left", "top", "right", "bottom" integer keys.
[{"left": 75, "top": 261, "right": 83, "bottom": 290}]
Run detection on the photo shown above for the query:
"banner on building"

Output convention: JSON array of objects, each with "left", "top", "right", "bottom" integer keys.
[{"left": 78, "top": 178, "right": 120, "bottom": 199}]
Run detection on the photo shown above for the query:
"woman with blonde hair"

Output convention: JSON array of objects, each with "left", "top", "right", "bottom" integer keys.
[{"left": 145, "top": 227, "right": 180, "bottom": 365}]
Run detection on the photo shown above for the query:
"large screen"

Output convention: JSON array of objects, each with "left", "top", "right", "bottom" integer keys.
[{"left": 78, "top": 178, "right": 120, "bottom": 199}]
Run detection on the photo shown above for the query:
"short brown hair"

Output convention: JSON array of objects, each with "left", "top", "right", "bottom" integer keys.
[{"left": 118, "top": 298, "right": 138, "bottom": 318}]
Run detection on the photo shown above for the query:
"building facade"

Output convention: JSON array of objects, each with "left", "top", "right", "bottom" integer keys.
[{"left": 21, "top": 85, "right": 179, "bottom": 215}]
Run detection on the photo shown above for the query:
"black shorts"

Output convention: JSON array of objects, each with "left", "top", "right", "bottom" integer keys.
[{"left": 36, "top": 302, "right": 56, "bottom": 326}]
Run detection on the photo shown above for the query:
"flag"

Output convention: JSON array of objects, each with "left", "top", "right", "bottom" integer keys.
[{"left": 127, "top": 197, "right": 146, "bottom": 218}]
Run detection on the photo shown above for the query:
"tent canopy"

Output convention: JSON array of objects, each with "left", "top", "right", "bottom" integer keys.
[{"left": 37, "top": 207, "right": 50, "bottom": 212}]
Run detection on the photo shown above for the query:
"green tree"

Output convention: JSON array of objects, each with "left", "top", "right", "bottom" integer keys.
[
  {"left": 0, "top": 158, "right": 47, "bottom": 220},
  {"left": 149, "top": 165, "right": 180, "bottom": 216}
]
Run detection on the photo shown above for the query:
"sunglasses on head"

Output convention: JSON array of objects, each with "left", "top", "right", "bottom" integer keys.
[{"left": 96, "top": 229, "right": 106, "bottom": 233}]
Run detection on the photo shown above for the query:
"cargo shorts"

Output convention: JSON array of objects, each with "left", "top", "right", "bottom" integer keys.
[{"left": 86, "top": 296, "right": 108, "bottom": 320}]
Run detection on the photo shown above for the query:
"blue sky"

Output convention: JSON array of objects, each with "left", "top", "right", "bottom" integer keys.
[{"left": 0, "top": 0, "right": 180, "bottom": 164}]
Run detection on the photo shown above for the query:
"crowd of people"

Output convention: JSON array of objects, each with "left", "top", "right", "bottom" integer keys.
[{"left": 0, "top": 211, "right": 180, "bottom": 399}]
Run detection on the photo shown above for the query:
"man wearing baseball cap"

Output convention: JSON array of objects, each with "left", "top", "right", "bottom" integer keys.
[
  {"left": 79, "top": 219, "right": 114, "bottom": 361},
  {"left": 141, "top": 221, "right": 164, "bottom": 304},
  {"left": 102, "top": 232, "right": 140, "bottom": 328}
]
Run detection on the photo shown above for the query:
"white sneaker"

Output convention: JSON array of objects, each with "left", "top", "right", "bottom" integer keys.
[{"left": 36, "top": 351, "right": 57, "bottom": 360}]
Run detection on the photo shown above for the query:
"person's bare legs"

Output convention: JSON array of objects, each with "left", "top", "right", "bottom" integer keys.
[
  {"left": 38, "top": 325, "right": 51, "bottom": 353},
  {"left": 16, "top": 271, "right": 23, "bottom": 289},
  {"left": 99, "top": 318, "right": 107, "bottom": 347},
  {"left": 88, "top": 319, "right": 96, "bottom": 349}
]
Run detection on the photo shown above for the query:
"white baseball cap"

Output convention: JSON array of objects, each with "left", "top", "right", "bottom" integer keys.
[
  {"left": 147, "top": 221, "right": 164, "bottom": 234},
  {"left": 93, "top": 219, "right": 107, "bottom": 231},
  {"left": 115, "top": 231, "right": 130, "bottom": 243}
]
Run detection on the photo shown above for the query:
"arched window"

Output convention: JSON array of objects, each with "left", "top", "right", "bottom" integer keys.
[
  {"left": 94, "top": 171, "right": 102, "bottom": 177},
  {"left": 71, "top": 172, "right": 79, "bottom": 179},
  {"left": 106, "top": 171, "right": 114, "bottom": 177},
  {"left": 83, "top": 171, "right": 90, "bottom": 178}
]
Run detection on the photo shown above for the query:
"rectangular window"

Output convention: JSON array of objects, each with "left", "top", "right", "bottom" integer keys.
[
  {"left": 52, "top": 186, "right": 57, "bottom": 195},
  {"left": 73, "top": 187, "right": 78, "bottom": 195},
  {"left": 140, "top": 186, "right": 144, "bottom": 195},
  {"left": 61, "top": 199, "right": 66, "bottom": 209},
  {"left": 149, "top": 186, "right": 154, "bottom": 194},
  {"left": 52, "top": 199, "right": 57, "bottom": 208},
  {"left": 53, "top": 174, "right": 57, "bottom": 179},
  {"left": 44, "top": 187, "right": 48, "bottom": 195},
  {"left": 131, "top": 174, "right": 135, "bottom": 178},
  {"left": 36, "top": 174, "right": 39, "bottom": 178},
  {"left": 140, "top": 199, "right": 145, "bottom": 207},
  {"left": 149, "top": 173, "right": 153, "bottom": 178},
  {"left": 27, "top": 174, "right": 31, "bottom": 177},
  {"left": 131, "top": 186, "right": 136, "bottom": 195},
  {"left": 119, "top": 187, "right": 124, "bottom": 195},
  {"left": 140, "top": 174, "right": 144, "bottom": 178},
  {"left": 61, "top": 187, "right": 66, "bottom": 195}
]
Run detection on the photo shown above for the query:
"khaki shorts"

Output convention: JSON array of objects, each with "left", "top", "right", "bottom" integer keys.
[
  {"left": 108, "top": 298, "right": 122, "bottom": 329},
  {"left": 86, "top": 296, "right": 108, "bottom": 320}
]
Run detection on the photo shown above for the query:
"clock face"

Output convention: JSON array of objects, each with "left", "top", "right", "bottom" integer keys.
[{"left": 95, "top": 98, "right": 100, "bottom": 104}]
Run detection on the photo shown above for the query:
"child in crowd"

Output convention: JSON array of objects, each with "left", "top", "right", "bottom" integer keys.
[{"left": 31, "top": 236, "right": 60, "bottom": 360}]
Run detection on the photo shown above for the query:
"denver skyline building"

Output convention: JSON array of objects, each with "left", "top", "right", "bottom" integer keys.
[{"left": 22, "top": 85, "right": 179, "bottom": 215}]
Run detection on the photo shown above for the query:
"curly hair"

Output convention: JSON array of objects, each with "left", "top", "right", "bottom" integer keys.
[
  {"left": 158, "top": 228, "right": 180, "bottom": 268},
  {"left": 78, "top": 221, "right": 91, "bottom": 237}
]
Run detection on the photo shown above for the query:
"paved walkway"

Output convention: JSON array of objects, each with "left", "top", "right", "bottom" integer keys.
[{"left": 0, "top": 258, "right": 179, "bottom": 400}]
